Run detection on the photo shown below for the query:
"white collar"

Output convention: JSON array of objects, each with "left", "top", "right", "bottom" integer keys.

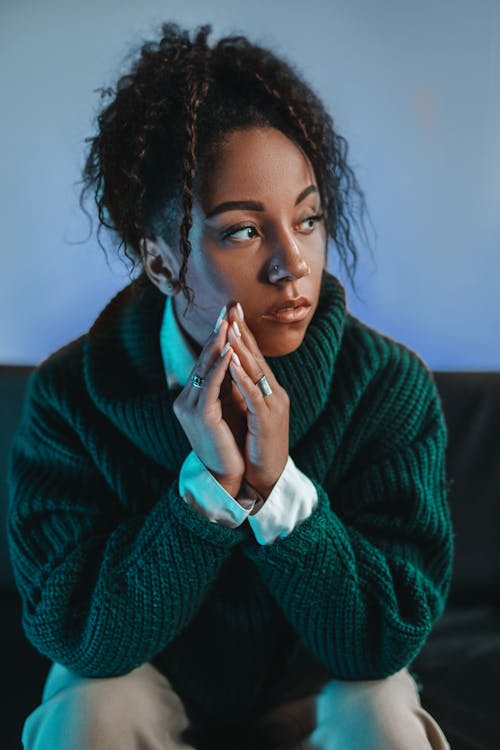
[{"left": 159, "top": 295, "right": 197, "bottom": 389}]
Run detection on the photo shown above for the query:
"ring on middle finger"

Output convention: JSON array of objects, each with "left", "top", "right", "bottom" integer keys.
[{"left": 255, "top": 374, "right": 272, "bottom": 397}]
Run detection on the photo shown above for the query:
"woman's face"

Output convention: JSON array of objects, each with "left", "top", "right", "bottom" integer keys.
[{"left": 172, "top": 126, "right": 327, "bottom": 357}]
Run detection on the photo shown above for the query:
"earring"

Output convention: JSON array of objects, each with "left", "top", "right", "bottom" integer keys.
[{"left": 164, "top": 278, "right": 177, "bottom": 293}]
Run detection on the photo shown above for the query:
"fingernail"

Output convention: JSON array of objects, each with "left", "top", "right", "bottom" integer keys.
[
  {"left": 236, "top": 302, "right": 244, "bottom": 321},
  {"left": 232, "top": 321, "right": 241, "bottom": 337},
  {"left": 213, "top": 305, "right": 227, "bottom": 334},
  {"left": 220, "top": 342, "right": 231, "bottom": 358},
  {"left": 232, "top": 352, "right": 241, "bottom": 367}
]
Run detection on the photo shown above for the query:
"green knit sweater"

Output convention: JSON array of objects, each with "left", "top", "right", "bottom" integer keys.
[{"left": 7, "top": 271, "right": 453, "bottom": 726}]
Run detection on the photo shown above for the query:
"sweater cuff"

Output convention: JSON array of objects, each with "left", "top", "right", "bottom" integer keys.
[
  {"left": 243, "top": 481, "right": 335, "bottom": 559},
  {"left": 169, "top": 469, "right": 250, "bottom": 548}
]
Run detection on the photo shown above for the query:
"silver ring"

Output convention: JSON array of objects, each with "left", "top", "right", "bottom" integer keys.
[
  {"left": 255, "top": 374, "right": 272, "bottom": 397},
  {"left": 191, "top": 374, "right": 205, "bottom": 389}
]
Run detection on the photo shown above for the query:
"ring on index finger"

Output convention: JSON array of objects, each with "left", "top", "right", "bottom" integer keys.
[
  {"left": 255, "top": 374, "right": 272, "bottom": 397},
  {"left": 191, "top": 374, "right": 206, "bottom": 389}
]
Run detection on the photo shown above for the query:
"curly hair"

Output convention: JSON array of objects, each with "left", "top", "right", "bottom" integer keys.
[{"left": 81, "top": 22, "right": 371, "bottom": 307}]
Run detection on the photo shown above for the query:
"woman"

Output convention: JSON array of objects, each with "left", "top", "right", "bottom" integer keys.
[{"left": 8, "top": 22, "right": 453, "bottom": 750}]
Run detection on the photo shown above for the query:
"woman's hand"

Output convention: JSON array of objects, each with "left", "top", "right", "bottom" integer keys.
[
  {"left": 226, "top": 304, "right": 290, "bottom": 499},
  {"left": 172, "top": 312, "right": 245, "bottom": 497}
]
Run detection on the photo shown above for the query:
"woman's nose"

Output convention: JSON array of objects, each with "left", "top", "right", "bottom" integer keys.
[{"left": 268, "top": 231, "right": 311, "bottom": 282}]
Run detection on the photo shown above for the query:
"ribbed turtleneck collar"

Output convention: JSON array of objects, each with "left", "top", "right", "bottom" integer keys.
[{"left": 83, "top": 270, "right": 346, "bottom": 470}]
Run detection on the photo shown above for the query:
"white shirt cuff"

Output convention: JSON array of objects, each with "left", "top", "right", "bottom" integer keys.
[
  {"left": 247, "top": 456, "right": 318, "bottom": 545},
  {"left": 179, "top": 451, "right": 317, "bottom": 544},
  {"left": 179, "top": 451, "right": 252, "bottom": 527}
]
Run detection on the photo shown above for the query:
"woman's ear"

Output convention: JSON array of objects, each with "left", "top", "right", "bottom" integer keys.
[{"left": 140, "top": 238, "right": 180, "bottom": 295}]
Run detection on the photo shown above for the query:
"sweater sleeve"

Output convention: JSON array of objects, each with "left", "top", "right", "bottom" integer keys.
[
  {"left": 7, "top": 367, "right": 250, "bottom": 678},
  {"left": 241, "top": 346, "right": 453, "bottom": 680}
]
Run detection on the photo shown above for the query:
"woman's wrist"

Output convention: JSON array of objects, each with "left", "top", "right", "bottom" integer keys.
[
  {"left": 244, "top": 482, "right": 273, "bottom": 501},
  {"left": 210, "top": 472, "right": 243, "bottom": 499}
]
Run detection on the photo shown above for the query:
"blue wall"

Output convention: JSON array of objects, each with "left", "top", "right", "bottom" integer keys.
[{"left": 1, "top": 0, "right": 499, "bottom": 368}]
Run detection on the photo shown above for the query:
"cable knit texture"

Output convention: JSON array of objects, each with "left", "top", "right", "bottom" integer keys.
[{"left": 7, "top": 270, "right": 453, "bottom": 727}]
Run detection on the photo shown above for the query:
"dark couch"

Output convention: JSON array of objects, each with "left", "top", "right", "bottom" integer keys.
[{"left": 1, "top": 365, "right": 499, "bottom": 749}]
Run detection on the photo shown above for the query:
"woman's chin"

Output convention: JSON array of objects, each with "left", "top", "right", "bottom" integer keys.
[{"left": 259, "top": 331, "right": 307, "bottom": 358}]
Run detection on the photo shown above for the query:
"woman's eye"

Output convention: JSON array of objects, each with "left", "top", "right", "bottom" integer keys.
[
  {"left": 222, "top": 214, "right": 323, "bottom": 242},
  {"left": 223, "top": 225, "right": 259, "bottom": 241},
  {"left": 299, "top": 213, "right": 324, "bottom": 232}
]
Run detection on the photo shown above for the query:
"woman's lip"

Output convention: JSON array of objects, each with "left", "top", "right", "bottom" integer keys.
[{"left": 262, "top": 305, "right": 311, "bottom": 323}]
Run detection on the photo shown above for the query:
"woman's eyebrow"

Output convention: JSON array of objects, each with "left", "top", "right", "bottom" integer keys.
[{"left": 204, "top": 185, "right": 318, "bottom": 219}]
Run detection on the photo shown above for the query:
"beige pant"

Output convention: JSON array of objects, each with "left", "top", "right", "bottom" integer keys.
[{"left": 22, "top": 654, "right": 450, "bottom": 750}]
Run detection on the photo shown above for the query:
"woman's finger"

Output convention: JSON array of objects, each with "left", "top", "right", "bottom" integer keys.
[
  {"left": 228, "top": 352, "right": 268, "bottom": 414},
  {"left": 226, "top": 320, "right": 277, "bottom": 401},
  {"left": 227, "top": 305, "right": 279, "bottom": 390},
  {"left": 183, "top": 317, "right": 229, "bottom": 405},
  {"left": 196, "top": 339, "right": 236, "bottom": 411}
]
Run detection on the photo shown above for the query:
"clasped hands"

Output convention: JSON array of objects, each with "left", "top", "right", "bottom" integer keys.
[{"left": 173, "top": 302, "right": 290, "bottom": 501}]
